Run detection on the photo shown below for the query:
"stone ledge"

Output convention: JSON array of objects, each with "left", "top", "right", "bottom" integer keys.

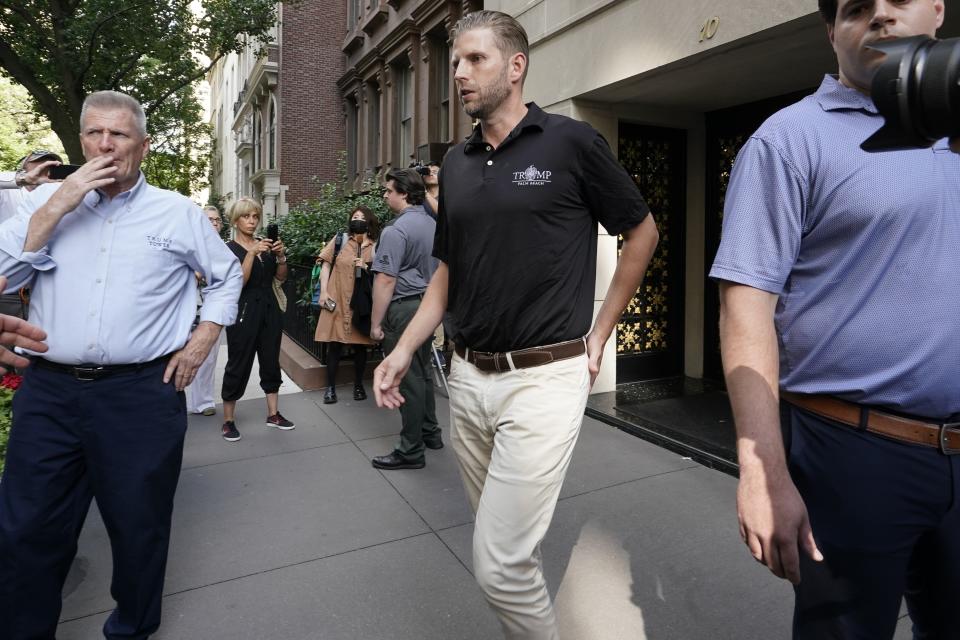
[{"left": 280, "top": 335, "right": 378, "bottom": 391}]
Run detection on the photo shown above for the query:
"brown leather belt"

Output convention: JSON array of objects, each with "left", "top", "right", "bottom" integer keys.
[
  {"left": 781, "top": 391, "right": 960, "bottom": 455},
  {"left": 455, "top": 338, "right": 586, "bottom": 373}
]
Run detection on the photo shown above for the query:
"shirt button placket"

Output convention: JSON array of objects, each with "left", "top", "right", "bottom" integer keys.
[{"left": 88, "top": 213, "right": 114, "bottom": 360}]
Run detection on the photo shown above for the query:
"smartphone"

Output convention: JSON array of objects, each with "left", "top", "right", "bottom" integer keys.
[
  {"left": 266, "top": 223, "right": 279, "bottom": 242},
  {"left": 322, "top": 298, "right": 337, "bottom": 312},
  {"left": 48, "top": 164, "right": 81, "bottom": 180}
]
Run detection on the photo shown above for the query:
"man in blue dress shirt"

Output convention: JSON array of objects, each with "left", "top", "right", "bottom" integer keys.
[
  {"left": 0, "top": 91, "right": 243, "bottom": 639},
  {"left": 711, "top": 1, "right": 959, "bottom": 638}
]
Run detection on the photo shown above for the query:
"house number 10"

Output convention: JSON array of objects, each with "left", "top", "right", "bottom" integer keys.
[{"left": 699, "top": 16, "right": 720, "bottom": 42}]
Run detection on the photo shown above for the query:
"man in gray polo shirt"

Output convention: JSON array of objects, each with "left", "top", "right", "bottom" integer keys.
[{"left": 369, "top": 167, "right": 441, "bottom": 470}]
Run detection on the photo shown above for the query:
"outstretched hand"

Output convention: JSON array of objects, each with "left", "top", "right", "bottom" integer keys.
[{"left": 0, "top": 276, "right": 47, "bottom": 369}]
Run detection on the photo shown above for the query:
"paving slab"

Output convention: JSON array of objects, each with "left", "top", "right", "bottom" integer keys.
[
  {"left": 182, "top": 394, "right": 350, "bottom": 469},
  {"left": 58, "top": 534, "right": 501, "bottom": 640},
  {"left": 439, "top": 465, "right": 794, "bottom": 640},
  {"left": 354, "top": 435, "right": 474, "bottom": 531},
  {"left": 308, "top": 386, "right": 450, "bottom": 443},
  {"left": 60, "top": 442, "right": 430, "bottom": 621},
  {"left": 560, "top": 417, "right": 700, "bottom": 499}
]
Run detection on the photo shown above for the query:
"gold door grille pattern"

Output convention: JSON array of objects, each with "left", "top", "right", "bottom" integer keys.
[
  {"left": 616, "top": 135, "right": 672, "bottom": 356},
  {"left": 715, "top": 134, "right": 748, "bottom": 235}
]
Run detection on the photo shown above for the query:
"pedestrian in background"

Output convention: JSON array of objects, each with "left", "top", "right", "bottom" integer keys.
[
  {"left": 314, "top": 205, "right": 378, "bottom": 404},
  {"left": 369, "top": 168, "right": 442, "bottom": 470},
  {"left": 185, "top": 204, "right": 226, "bottom": 416},
  {"left": 0, "top": 150, "right": 64, "bottom": 321},
  {"left": 220, "top": 197, "right": 295, "bottom": 441}
]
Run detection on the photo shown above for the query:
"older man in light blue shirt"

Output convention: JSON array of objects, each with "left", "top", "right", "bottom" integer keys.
[{"left": 0, "top": 90, "right": 242, "bottom": 640}]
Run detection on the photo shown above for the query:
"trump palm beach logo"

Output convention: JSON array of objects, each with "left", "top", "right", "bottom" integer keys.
[{"left": 512, "top": 165, "right": 552, "bottom": 186}]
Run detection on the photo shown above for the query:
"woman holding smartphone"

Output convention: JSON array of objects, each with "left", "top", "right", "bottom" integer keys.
[
  {"left": 314, "top": 206, "right": 379, "bottom": 404},
  {"left": 220, "top": 197, "right": 294, "bottom": 442}
]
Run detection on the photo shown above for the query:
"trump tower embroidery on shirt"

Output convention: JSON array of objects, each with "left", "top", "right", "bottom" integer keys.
[
  {"left": 512, "top": 165, "right": 553, "bottom": 186},
  {"left": 147, "top": 235, "right": 172, "bottom": 250}
]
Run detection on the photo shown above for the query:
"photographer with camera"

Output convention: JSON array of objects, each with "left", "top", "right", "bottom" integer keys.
[
  {"left": 412, "top": 161, "right": 441, "bottom": 219},
  {"left": 219, "top": 197, "right": 295, "bottom": 442},
  {"left": 711, "top": 1, "right": 960, "bottom": 637}
]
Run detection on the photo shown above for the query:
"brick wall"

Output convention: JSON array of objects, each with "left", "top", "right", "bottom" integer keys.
[{"left": 280, "top": 0, "right": 347, "bottom": 208}]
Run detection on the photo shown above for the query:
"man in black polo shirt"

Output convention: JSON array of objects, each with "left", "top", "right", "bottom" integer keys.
[{"left": 373, "top": 10, "right": 658, "bottom": 639}]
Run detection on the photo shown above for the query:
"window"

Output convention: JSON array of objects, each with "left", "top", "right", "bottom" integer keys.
[
  {"left": 367, "top": 82, "right": 381, "bottom": 170},
  {"left": 253, "top": 108, "right": 262, "bottom": 172},
  {"left": 395, "top": 61, "right": 413, "bottom": 167},
  {"left": 432, "top": 39, "right": 450, "bottom": 142},
  {"left": 268, "top": 98, "right": 277, "bottom": 169},
  {"left": 347, "top": 97, "right": 359, "bottom": 179},
  {"left": 348, "top": 0, "right": 362, "bottom": 25}
]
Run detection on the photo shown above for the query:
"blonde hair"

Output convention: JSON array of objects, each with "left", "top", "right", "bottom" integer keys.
[{"left": 229, "top": 197, "right": 262, "bottom": 225}]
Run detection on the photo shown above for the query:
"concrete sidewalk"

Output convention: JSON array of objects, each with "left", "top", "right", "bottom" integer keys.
[{"left": 54, "top": 383, "right": 913, "bottom": 639}]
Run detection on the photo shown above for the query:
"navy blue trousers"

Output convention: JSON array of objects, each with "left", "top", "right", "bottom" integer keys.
[
  {"left": 785, "top": 407, "right": 960, "bottom": 639},
  {"left": 0, "top": 360, "right": 186, "bottom": 639}
]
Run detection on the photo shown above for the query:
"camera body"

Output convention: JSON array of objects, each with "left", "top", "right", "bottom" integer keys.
[
  {"left": 412, "top": 163, "right": 432, "bottom": 177},
  {"left": 863, "top": 35, "right": 960, "bottom": 152}
]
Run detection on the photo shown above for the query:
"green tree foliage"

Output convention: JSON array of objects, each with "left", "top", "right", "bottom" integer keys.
[
  {"left": 0, "top": 0, "right": 279, "bottom": 194},
  {"left": 0, "top": 77, "right": 65, "bottom": 170},
  {"left": 279, "top": 162, "right": 393, "bottom": 267}
]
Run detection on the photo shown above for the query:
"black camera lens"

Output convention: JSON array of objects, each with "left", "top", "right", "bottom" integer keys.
[
  {"left": 862, "top": 35, "right": 960, "bottom": 152},
  {"left": 415, "top": 165, "right": 432, "bottom": 176}
]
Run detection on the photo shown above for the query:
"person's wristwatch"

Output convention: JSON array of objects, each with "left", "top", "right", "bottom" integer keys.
[
  {"left": 277, "top": 256, "right": 287, "bottom": 264},
  {"left": 14, "top": 170, "right": 27, "bottom": 187}
]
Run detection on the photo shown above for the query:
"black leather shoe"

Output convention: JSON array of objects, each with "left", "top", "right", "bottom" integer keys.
[
  {"left": 424, "top": 438, "right": 444, "bottom": 450},
  {"left": 372, "top": 452, "right": 425, "bottom": 470},
  {"left": 323, "top": 387, "right": 337, "bottom": 404},
  {"left": 353, "top": 383, "right": 367, "bottom": 401}
]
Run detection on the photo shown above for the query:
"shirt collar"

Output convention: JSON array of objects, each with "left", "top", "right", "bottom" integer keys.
[
  {"left": 85, "top": 171, "right": 147, "bottom": 208},
  {"left": 463, "top": 102, "right": 549, "bottom": 153},
  {"left": 815, "top": 74, "right": 879, "bottom": 114}
]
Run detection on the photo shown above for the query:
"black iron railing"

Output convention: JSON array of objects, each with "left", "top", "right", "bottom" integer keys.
[
  {"left": 280, "top": 263, "right": 382, "bottom": 367},
  {"left": 281, "top": 263, "right": 325, "bottom": 362}
]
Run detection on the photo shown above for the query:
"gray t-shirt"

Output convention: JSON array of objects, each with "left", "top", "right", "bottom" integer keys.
[{"left": 372, "top": 205, "right": 437, "bottom": 300}]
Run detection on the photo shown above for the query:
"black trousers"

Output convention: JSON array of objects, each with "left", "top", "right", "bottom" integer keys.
[
  {"left": 785, "top": 406, "right": 960, "bottom": 639},
  {"left": 222, "top": 291, "right": 283, "bottom": 402},
  {"left": 0, "top": 360, "right": 186, "bottom": 640}
]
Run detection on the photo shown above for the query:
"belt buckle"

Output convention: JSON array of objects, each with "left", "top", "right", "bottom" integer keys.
[
  {"left": 73, "top": 366, "right": 102, "bottom": 382},
  {"left": 939, "top": 422, "right": 960, "bottom": 455}
]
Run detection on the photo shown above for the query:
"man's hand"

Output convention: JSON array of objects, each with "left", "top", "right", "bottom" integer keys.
[
  {"left": 585, "top": 332, "right": 606, "bottom": 388},
  {"left": 370, "top": 324, "right": 384, "bottom": 342},
  {"left": 48, "top": 156, "right": 117, "bottom": 213},
  {"left": 21, "top": 160, "right": 61, "bottom": 187},
  {"left": 373, "top": 347, "right": 412, "bottom": 409},
  {"left": 0, "top": 277, "right": 48, "bottom": 368},
  {"left": 163, "top": 321, "right": 220, "bottom": 391},
  {"left": 737, "top": 466, "right": 823, "bottom": 584}
]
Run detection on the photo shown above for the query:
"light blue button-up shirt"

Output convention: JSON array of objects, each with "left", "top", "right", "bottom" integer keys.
[
  {"left": 711, "top": 75, "right": 960, "bottom": 417},
  {"left": 0, "top": 173, "right": 243, "bottom": 365}
]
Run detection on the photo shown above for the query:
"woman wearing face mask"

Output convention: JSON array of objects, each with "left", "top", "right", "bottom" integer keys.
[{"left": 314, "top": 206, "right": 379, "bottom": 404}]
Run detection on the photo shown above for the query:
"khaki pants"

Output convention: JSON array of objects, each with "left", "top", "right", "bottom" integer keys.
[{"left": 448, "top": 350, "right": 590, "bottom": 640}]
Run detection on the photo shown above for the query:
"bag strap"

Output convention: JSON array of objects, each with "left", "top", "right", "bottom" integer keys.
[{"left": 330, "top": 231, "right": 349, "bottom": 267}]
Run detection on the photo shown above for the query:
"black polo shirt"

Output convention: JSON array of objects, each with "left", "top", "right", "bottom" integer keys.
[{"left": 434, "top": 102, "right": 650, "bottom": 352}]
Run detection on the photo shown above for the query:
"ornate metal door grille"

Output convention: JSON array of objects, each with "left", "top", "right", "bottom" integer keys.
[{"left": 616, "top": 123, "right": 686, "bottom": 381}]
